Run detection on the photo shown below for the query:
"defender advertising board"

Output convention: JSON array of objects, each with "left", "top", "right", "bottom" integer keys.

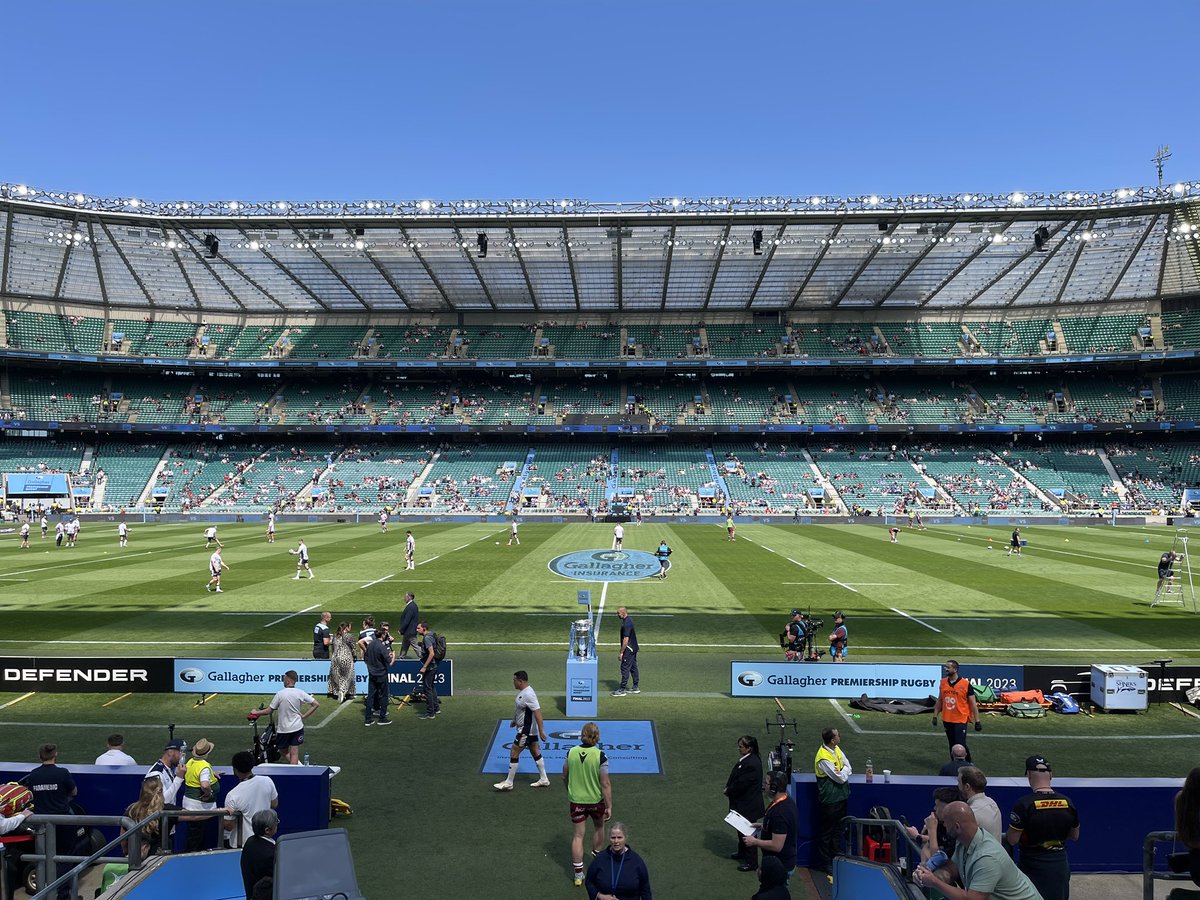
[{"left": 0, "top": 657, "right": 174, "bottom": 692}]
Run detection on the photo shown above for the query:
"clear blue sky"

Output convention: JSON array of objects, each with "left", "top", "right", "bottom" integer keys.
[{"left": 2, "top": 2, "right": 1196, "bottom": 203}]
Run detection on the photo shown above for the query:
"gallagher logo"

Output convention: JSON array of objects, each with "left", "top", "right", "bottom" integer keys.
[
  {"left": 548, "top": 549, "right": 668, "bottom": 582},
  {"left": 550, "top": 730, "right": 584, "bottom": 741},
  {"left": 179, "top": 668, "right": 205, "bottom": 684},
  {"left": 738, "top": 671, "right": 765, "bottom": 687}
]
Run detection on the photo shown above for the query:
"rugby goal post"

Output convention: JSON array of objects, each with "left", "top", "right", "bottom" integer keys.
[{"left": 1152, "top": 529, "right": 1198, "bottom": 613}]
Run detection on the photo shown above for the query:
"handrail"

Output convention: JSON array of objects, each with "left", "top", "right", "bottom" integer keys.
[
  {"left": 1143, "top": 829, "right": 1200, "bottom": 900},
  {"left": 28, "top": 808, "right": 239, "bottom": 900},
  {"left": 840, "top": 815, "right": 926, "bottom": 879}
]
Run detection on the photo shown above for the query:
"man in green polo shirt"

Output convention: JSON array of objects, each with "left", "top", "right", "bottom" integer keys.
[
  {"left": 563, "top": 722, "right": 613, "bottom": 888},
  {"left": 913, "top": 801, "right": 1042, "bottom": 900}
]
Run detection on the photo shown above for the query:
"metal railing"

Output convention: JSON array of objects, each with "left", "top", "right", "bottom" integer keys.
[
  {"left": 840, "top": 815, "right": 927, "bottom": 886},
  {"left": 1143, "top": 830, "right": 1200, "bottom": 900},
  {"left": 26, "top": 808, "right": 239, "bottom": 900}
]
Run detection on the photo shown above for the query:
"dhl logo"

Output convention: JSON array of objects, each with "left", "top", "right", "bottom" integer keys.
[{"left": 1032, "top": 799, "right": 1070, "bottom": 809}]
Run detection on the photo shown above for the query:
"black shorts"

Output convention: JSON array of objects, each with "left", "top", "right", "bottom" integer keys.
[
  {"left": 276, "top": 729, "right": 305, "bottom": 749},
  {"left": 1160, "top": 567, "right": 1173, "bottom": 579},
  {"left": 515, "top": 732, "right": 540, "bottom": 752}
]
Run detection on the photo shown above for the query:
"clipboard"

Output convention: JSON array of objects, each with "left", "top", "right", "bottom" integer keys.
[{"left": 724, "top": 809, "right": 757, "bottom": 837}]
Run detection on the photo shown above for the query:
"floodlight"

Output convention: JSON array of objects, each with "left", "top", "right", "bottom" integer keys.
[
  {"left": 752, "top": 229, "right": 763, "bottom": 255},
  {"left": 1033, "top": 226, "right": 1050, "bottom": 251},
  {"left": 477, "top": 233, "right": 488, "bottom": 258},
  {"left": 203, "top": 233, "right": 220, "bottom": 258}
]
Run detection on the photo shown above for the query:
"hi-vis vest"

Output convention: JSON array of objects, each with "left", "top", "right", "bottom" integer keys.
[
  {"left": 184, "top": 757, "right": 214, "bottom": 801},
  {"left": 814, "top": 745, "right": 850, "bottom": 804}
]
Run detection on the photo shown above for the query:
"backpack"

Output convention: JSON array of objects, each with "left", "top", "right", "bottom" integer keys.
[
  {"left": 0, "top": 782, "right": 32, "bottom": 817},
  {"left": 1006, "top": 701, "right": 1046, "bottom": 719},
  {"left": 431, "top": 633, "right": 447, "bottom": 662},
  {"left": 970, "top": 682, "right": 997, "bottom": 703},
  {"left": 865, "top": 804, "right": 892, "bottom": 843},
  {"left": 1048, "top": 692, "right": 1080, "bottom": 714}
]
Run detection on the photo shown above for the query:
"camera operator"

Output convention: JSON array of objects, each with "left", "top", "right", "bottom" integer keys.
[{"left": 783, "top": 610, "right": 822, "bottom": 662}]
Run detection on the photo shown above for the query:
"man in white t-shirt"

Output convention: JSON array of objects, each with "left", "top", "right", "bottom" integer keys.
[
  {"left": 378, "top": 510, "right": 389, "bottom": 533},
  {"left": 19, "top": 521, "right": 29, "bottom": 549},
  {"left": 40, "top": 515, "right": 48, "bottom": 538},
  {"left": 612, "top": 523, "right": 625, "bottom": 551},
  {"left": 255, "top": 670, "right": 319, "bottom": 765},
  {"left": 508, "top": 520, "right": 520, "bottom": 546},
  {"left": 206, "top": 549, "right": 228, "bottom": 592},
  {"left": 493, "top": 670, "right": 549, "bottom": 791},
  {"left": 118, "top": 522, "right": 129, "bottom": 548},
  {"left": 204, "top": 526, "right": 222, "bottom": 548},
  {"left": 266, "top": 511, "right": 276, "bottom": 544},
  {"left": 223, "top": 750, "right": 279, "bottom": 848},
  {"left": 290, "top": 539, "right": 314, "bottom": 580},
  {"left": 94, "top": 734, "right": 136, "bottom": 766},
  {"left": 405, "top": 530, "right": 416, "bottom": 569}
]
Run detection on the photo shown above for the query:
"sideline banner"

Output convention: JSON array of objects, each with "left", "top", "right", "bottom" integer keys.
[
  {"left": 173, "top": 658, "right": 454, "bottom": 696},
  {"left": 731, "top": 661, "right": 941, "bottom": 699},
  {"left": 0, "top": 657, "right": 174, "bottom": 693}
]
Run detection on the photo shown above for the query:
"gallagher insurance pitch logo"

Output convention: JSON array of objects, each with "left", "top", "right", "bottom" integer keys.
[{"left": 548, "top": 549, "right": 668, "bottom": 582}]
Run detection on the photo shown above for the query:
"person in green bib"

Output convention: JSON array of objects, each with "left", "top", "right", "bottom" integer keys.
[{"left": 563, "top": 722, "right": 614, "bottom": 888}]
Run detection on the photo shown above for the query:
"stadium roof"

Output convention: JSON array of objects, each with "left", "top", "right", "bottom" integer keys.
[{"left": 2, "top": 181, "right": 1199, "bottom": 314}]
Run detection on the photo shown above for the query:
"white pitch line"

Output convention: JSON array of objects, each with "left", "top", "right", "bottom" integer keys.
[
  {"left": 782, "top": 585, "right": 897, "bottom": 592},
  {"left": 359, "top": 574, "right": 395, "bottom": 590},
  {"left": 889, "top": 607, "right": 942, "bottom": 633},
  {"left": 594, "top": 582, "right": 609, "bottom": 643},
  {"left": 451, "top": 544, "right": 471, "bottom": 551},
  {"left": 525, "top": 612, "right": 675, "bottom": 617},
  {"left": 420, "top": 555, "right": 441, "bottom": 564},
  {"left": 854, "top": 615, "right": 992, "bottom": 621},
  {"left": 264, "top": 603, "right": 321, "bottom": 629},
  {"left": 830, "top": 698, "right": 863, "bottom": 734}
]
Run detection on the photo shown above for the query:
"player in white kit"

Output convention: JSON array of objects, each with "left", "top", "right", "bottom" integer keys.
[
  {"left": 206, "top": 549, "right": 228, "bottom": 592},
  {"left": 405, "top": 531, "right": 416, "bottom": 569},
  {"left": 612, "top": 522, "right": 624, "bottom": 551},
  {"left": 290, "top": 539, "right": 314, "bottom": 580}
]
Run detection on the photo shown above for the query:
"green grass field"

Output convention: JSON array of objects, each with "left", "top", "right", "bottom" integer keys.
[{"left": 1, "top": 519, "right": 1198, "bottom": 899}]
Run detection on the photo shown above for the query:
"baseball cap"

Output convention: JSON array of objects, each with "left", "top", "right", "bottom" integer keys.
[
  {"left": 164, "top": 739, "right": 185, "bottom": 751},
  {"left": 791, "top": 609, "right": 802, "bottom": 616},
  {"left": 1025, "top": 755, "right": 1051, "bottom": 772}
]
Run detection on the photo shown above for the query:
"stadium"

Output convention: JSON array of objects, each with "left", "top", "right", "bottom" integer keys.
[{"left": 0, "top": 173, "right": 1198, "bottom": 900}]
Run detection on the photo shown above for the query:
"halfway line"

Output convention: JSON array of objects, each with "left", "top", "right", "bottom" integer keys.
[
  {"left": 889, "top": 607, "right": 942, "bottom": 633},
  {"left": 359, "top": 574, "right": 395, "bottom": 590},
  {"left": 264, "top": 604, "right": 321, "bottom": 629}
]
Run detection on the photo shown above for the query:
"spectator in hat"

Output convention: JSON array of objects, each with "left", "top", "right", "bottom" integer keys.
[
  {"left": 146, "top": 740, "right": 186, "bottom": 804},
  {"left": 1005, "top": 755, "right": 1080, "bottom": 900},
  {"left": 95, "top": 734, "right": 136, "bottom": 766},
  {"left": 182, "top": 738, "right": 218, "bottom": 851}
]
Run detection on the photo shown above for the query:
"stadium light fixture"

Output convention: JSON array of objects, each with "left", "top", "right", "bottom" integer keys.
[{"left": 1033, "top": 225, "right": 1050, "bottom": 252}]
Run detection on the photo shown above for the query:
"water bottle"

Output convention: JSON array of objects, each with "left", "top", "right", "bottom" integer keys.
[
  {"left": 865, "top": 757, "right": 874, "bottom": 783},
  {"left": 303, "top": 752, "right": 310, "bottom": 767}
]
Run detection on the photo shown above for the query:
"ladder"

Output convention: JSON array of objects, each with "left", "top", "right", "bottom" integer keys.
[{"left": 1152, "top": 529, "right": 1198, "bottom": 612}]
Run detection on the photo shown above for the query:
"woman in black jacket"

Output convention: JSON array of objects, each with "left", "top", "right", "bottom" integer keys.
[{"left": 725, "top": 735, "right": 766, "bottom": 872}]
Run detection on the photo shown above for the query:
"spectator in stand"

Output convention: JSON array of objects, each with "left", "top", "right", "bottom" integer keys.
[
  {"left": 1172, "top": 766, "right": 1200, "bottom": 885},
  {"left": 939, "top": 744, "right": 971, "bottom": 778},
  {"left": 913, "top": 801, "right": 1041, "bottom": 900},
  {"left": 958, "top": 766, "right": 1004, "bottom": 840},
  {"left": 123, "top": 777, "right": 167, "bottom": 860},
  {"left": 240, "top": 809, "right": 278, "bottom": 900},
  {"left": 223, "top": 751, "right": 278, "bottom": 849},
  {"left": 96, "top": 734, "right": 136, "bottom": 765}
]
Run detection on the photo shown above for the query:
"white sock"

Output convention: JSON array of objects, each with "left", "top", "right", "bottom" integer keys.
[
  {"left": 535, "top": 758, "right": 547, "bottom": 779},
  {"left": 507, "top": 762, "right": 519, "bottom": 784}
]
